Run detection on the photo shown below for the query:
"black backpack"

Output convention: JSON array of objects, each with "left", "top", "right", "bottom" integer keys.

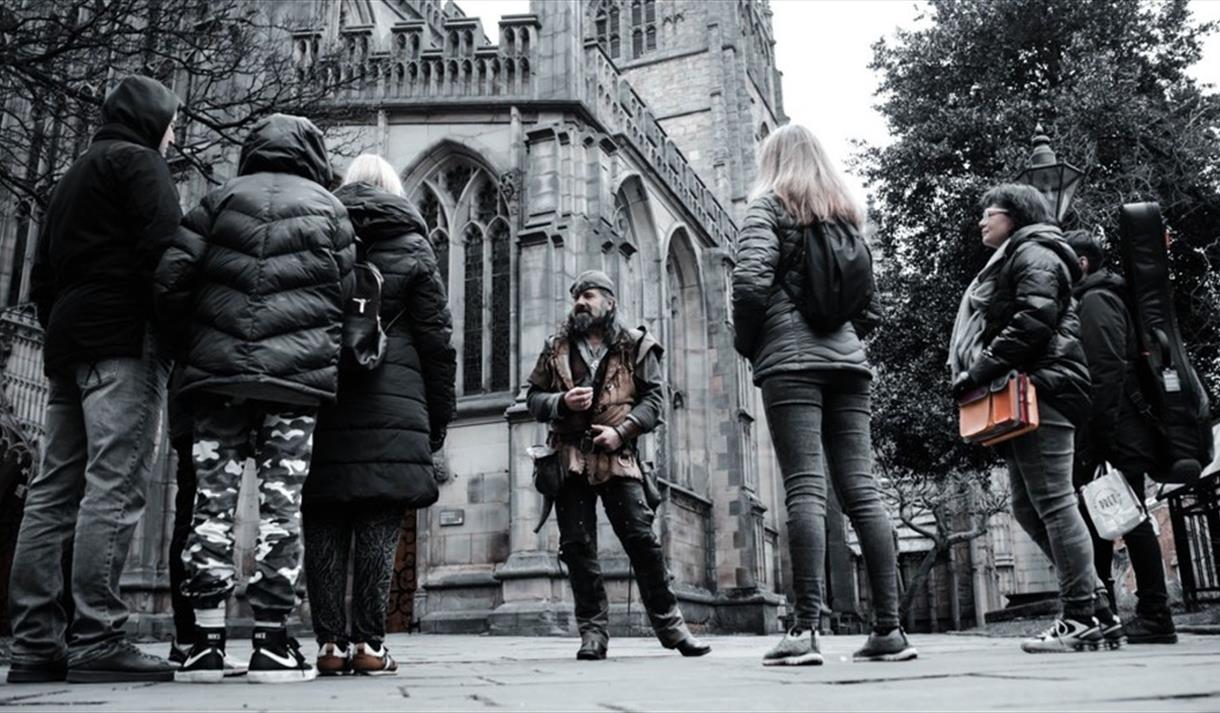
[
  {"left": 778, "top": 220, "right": 875, "bottom": 332},
  {"left": 341, "top": 241, "right": 404, "bottom": 372}
]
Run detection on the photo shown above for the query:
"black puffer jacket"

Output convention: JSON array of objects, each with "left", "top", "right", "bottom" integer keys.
[
  {"left": 967, "top": 224, "right": 1091, "bottom": 425},
  {"left": 155, "top": 114, "right": 355, "bottom": 406},
  {"left": 305, "top": 183, "right": 457, "bottom": 506},
  {"left": 30, "top": 75, "right": 181, "bottom": 375},
  {"left": 1072, "top": 269, "right": 1156, "bottom": 479},
  {"left": 732, "top": 192, "right": 873, "bottom": 383}
]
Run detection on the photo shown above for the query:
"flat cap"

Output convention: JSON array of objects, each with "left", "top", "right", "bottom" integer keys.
[{"left": 569, "top": 269, "right": 616, "bottom": 298}]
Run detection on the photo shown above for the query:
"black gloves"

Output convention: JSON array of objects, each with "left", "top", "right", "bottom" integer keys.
[{"left": 950, "top": 372, "right": 978, "bottom": 400}]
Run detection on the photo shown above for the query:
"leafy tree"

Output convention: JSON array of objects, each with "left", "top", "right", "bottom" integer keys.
[
  {"left": 860, "top": 0, "right": 1219, "bottom": 621},
  {"left": 0, "top": 0, "right": 357, "bottom": 213}
]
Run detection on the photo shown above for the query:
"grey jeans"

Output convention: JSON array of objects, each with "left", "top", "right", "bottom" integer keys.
[
  {"left": 1003, "top": 401, "right": 1097, "bottom": 619},
  {"left": 760, "top": 372, "right": 900, "bottom": 631},
  {"left": 8, "top": 332, "right": 169, "bottom": 665}
]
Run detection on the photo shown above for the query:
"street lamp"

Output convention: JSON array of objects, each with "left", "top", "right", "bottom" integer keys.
[{"left": 1014, "top": 125, "right": 1084, "bottom": 224}]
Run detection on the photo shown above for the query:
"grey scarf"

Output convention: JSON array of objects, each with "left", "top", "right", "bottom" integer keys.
[{"left": 947, "top": 240, "right": 1012, "bottom": 376}]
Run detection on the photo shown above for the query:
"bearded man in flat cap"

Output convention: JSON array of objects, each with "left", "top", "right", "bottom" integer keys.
[{"left": 526, "top": 269, "right": 711, "bottom": 661}]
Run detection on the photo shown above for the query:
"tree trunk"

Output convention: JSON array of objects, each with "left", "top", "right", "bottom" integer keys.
[{"left": 899, "top": 542, "right": 943, "bottom": 619}]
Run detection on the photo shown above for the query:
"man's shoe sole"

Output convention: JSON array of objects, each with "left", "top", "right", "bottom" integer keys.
[
  {"left": 353, "top": 668, "right": 399, "bottom": 676},
  {"left": 7, "top": 670, "right": 67, "bottom": 683},
  {"left": 175, "top": 669, "right": 224, "bottom": 683},
  {"left": 1128, "top": 633, "right": 1178, "bottom": 644},
  {"left": 1021, "top": 641, "right": 1101, "bottom": 654},
  {"left": 677, "top": 646, "right": 712, "bottom": 657},
  {"left": 576, "top": 651, "right": 607, "bottom": 661},
  {"left": 762, "top": 652, "right": 824, "bottom": 666},
  {"left": 247, "top": 669, "right": 318, "bottom": 684},
  {"left": 853, "top": 647, "right": 918, "bottom": 662},
  {"left": 66, "top": 669, "right": 175, "bottom": 683}
]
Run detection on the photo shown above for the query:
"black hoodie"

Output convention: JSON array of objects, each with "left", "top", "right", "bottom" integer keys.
[
  {"left": 29, "top": 75, "right": 181, "bottom": 375},
  {"left": 1071, "top": 268, "right": 1156, "bottom": 479},
  {"left": 306, "top": 182, "right": 456, "bottom": 506},
  {"left": 154, "top": 114, "right": 356, "bottom": 406},
  {"left": 967, "top": 223, "right": 1092, "bottom": 426}
]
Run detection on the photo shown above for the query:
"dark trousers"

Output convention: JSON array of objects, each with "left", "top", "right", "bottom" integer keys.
[
  {"left": 169, "top": 435, "right": 196, "bottom": 642},
  {"left": 555, "top": 475, "right": 687, "bottom": 645},
  {"left": 8, "top": 334, "right": 170, "bottom": 665},
  {"left": 1004, "top": 402, "right": 1098, "bottom": 619},
  {"left": 1076, "top": 467, "right": 1170, "bottom": 616},
  {"left": 759, "top": 372, "right": 900, "bottom": 631},
  {"left": 181, "top": 397, "right": 317, "bottom": 621},
  {"left": 302, "top": 502, "right": 405, "bottom": 647}
]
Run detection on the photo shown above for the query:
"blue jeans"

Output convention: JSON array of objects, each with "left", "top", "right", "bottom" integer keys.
[
  {"left": 761, "top": 372, "right": 900, "bottom": 631},
  {"left": 8, "top": 332, "right": 170, "bottom": 665},
  {"left": 1004, "top": 401, "right": 1097, "bottom": 619}
]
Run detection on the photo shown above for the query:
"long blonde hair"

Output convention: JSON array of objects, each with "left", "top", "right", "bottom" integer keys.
[
  {"left": 750, "top": 124, "right": 862, "bottom": 226},
  {"left": 342, "top": 153, "right": 405, "bottom": 197}
]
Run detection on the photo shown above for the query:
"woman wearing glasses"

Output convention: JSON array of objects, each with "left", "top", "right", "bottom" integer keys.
[{"left": 948, "top": 184, "right": 1111, "bottom": 653}]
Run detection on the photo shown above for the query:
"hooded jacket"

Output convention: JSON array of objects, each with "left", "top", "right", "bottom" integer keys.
[
  {"left": 731, "top": 192, "right": 873, "bottom": 383},
  {"left": 966, "top": 224, "right": 1091, "bottom": 425},
  {"left": 154, "top": 113, "right": 355, "bottom": 406},
  {"left": 1071, "top": 268, "right": 1156, "bottom": 479},
  {"left": 305, "top": 182, "right": 457, "bottom": 506},
  {"left": 30, "top": 75, "right": 180, "bottom": 375}
]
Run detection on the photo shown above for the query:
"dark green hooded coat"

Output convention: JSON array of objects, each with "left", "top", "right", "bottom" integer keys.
[{"left": 155, "top": 113, "right": 356, "bottom": 406}]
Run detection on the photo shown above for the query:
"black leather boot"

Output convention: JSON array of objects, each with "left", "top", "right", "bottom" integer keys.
[{"left": 576, "top": 631, "right": 608, "bottom": 660}]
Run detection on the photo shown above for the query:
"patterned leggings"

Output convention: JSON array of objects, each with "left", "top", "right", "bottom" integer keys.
[{"left": 302, "top": 502, "right": 405, "bottom": 647}]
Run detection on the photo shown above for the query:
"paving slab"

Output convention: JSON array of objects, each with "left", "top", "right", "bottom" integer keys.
[{"left": 0, "top": 634, "right": 1217, "bottom": 712}]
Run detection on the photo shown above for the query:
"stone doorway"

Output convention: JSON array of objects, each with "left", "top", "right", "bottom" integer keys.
[{"left": 385, "top": 510, "right": 418, "bottom": 633}]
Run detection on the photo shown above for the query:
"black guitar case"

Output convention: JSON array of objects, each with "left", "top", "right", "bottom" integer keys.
[{"left": 1117, "top": 202, "right": 1214, "bottom": 483}]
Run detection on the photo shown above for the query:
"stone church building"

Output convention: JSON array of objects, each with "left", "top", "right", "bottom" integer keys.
[
  {"left": 295, "top": 0, "right": 792, "bottom": 635},
  {"left": 1, "top": 0, "right": 1133, "bottom": 638}
]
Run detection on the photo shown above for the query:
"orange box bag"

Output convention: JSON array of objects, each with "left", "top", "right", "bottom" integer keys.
[{"left": 958, "top": 372, "right": 1040, "bottom": 447}]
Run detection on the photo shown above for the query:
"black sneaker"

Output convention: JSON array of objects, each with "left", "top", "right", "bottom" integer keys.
[
  {"left": 576, "top": 631, "right": 608, "bottom": 661},
  {"left": 1095, "top": 609, "right": 1125, "bottom": 650},
  {"left": 247, "top": 627, "right": 316, "bottom": 684},
  {"left": 66, "top": 642, "right": 176, "bottom": 683},
  {"left": 175, "top": 628, "right": 226, "bottom": 683},
  {"left": 1125, "top": 612, "right": 1178, "bottom": 644},
  {"left": 853, "top": 628, "right": 918, "bottom": 662},
  {"left": 7, "top": 659, "right": 67, "bottom": 683}
]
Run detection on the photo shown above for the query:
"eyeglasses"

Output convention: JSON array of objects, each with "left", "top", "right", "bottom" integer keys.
[{"left": 981, "top": 208, "right": 1010, "bottom": 220}]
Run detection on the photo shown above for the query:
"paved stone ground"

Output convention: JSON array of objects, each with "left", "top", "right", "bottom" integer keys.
[{"left": 0, "top": 633, "right": 1217, "bottom": 711}]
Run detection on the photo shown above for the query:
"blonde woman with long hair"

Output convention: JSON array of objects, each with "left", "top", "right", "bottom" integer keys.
[{"left": 732, "top": 124, "right": 914, "bottom": 666}]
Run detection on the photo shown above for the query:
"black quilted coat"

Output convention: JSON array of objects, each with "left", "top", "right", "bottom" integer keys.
[
  {"left": 304, "top": 182, "right": 457, "bottom": 507},
  {"left": 732, "top": 192, "right": 873, "bottom": 384},
  {"left": 967, "top": 224, "right": 1091, "bottom": 426},
  {"left": 154, "top": 114, "right": 355, "bottom": 406}
]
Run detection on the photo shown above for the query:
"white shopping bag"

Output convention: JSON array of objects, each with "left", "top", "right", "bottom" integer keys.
[{"left": 1080, "top": 467, "right": 1147, "bottom": 540}]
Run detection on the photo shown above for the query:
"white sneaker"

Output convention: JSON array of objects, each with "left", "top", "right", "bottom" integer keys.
[{"left": 1021, "top": 617, "right": 1103, "bottom": 654}]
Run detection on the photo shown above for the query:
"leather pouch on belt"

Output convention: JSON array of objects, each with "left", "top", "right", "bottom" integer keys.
[{"left": 527, "top": 444, "right": 564, "bottom": 497}]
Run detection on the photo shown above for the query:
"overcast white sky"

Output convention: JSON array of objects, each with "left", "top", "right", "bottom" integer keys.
[{"left": 463, "top": 0, "right": 1220, "bottom": 202}]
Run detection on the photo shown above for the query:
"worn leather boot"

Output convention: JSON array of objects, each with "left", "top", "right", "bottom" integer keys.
[{"left": 576, "top": 631, "right": 608, "bottom": 660}]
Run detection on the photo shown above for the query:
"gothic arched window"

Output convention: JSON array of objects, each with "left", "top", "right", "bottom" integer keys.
[
  {"left": 630, "top": 0, "right": 656, "bottom": 58},
  {"left": 592, "top": 0, "right": 621, "bottom": 59},
  {"left": 410, "top": 155, "right": 513, "bottom": 395}
]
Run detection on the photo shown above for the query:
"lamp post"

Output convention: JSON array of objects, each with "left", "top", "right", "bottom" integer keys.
[{"left": 1014, "top": 125, "right": 1084, "bottom": 224}]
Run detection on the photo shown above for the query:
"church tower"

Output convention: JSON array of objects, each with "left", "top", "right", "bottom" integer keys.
[{"left": 581, "top": 0, "right": 786, "bottom": 219}]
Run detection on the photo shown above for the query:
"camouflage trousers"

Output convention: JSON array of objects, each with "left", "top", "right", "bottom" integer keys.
[{"left": 181, "top": 397, "right": 317, "bottom": 620}]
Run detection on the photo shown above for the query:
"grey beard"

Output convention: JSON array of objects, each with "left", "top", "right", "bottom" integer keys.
[{"left": 567, "top": 308, "right": 616, "bottom": 337}]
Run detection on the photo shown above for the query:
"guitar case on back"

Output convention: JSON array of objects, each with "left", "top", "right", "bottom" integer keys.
[{"left": 1117, "top": 202, "right": 1214, "bottom": 484}]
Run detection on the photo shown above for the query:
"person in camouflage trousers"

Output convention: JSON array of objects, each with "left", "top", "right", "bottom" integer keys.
[
  {"left": 154, "top": 114, "right": 355, "bottom": 683},
  {"left": 183, "top": 402, "right": 317, "bottom": 620}
]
